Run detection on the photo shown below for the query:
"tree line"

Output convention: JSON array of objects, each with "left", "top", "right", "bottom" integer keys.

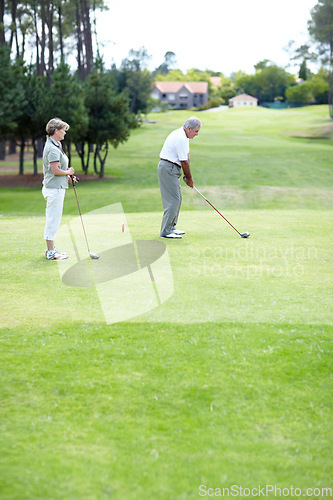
[
  {"left": 154, "top": 0, "right": 332, "bottom": 115},
  {"left": 154, "top": 62, "right": 329, "bottom": 109},
  {"left": 0, "top": 0, "right": 331, "bottom": 177},
  {"left": 0, "top": 45, "right": 151, "bottom": 177},
  {"left": 0, "top": 0, "right": 153, "bottom": 177},
  {"left": 0, "top": 0, "right": 105, "bottom": 80}
]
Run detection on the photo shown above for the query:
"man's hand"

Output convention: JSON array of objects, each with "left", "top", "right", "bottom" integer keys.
[{"left": 183, "top": 176, "right": 194, "bottom": 188}]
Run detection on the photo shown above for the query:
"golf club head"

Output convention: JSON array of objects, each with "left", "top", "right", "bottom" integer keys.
[
  {"left": 240, "top": 232, "right": 250, "bottom": 238},
  {"left": 89, "top": 252, "right": 100, "bottom": 259}
]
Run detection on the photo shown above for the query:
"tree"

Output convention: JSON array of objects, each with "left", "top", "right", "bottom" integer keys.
[
  {"left": 124, "top": 68, "right": 153, "bottom": 114},
  {"left": 16, "top": 3, "right": 34, "bottom": 60},
  {"left": 299, "top": 59, "right": 310, "bottom": 80},
  {"left": 119, "top": 48, "right": 154, "bottom": 115},
  {"left": 236, "top": 65, "right": 295, "bottom": 103},
  {"left": 79, "top": 62, "right": 134, "bottom": 178},
  {"left": 48, "top": 62, "right": 89, "bottom": 162},
  {"left": 234, "top": 72, "right": 257, "bottom": 97},
  {"left": 13, "top": 66, "right": 51, "bottom": 175},
  {"left": 155, "top": 67, "right": 213, "bottom": 85},
  {"left": 186, "top": 68, "right": 213, "bottom": 85},
  {"left": 1, "top": 0, "right": 108, "bottom": 78},
  {"left": 155, "top": 69, "right": 185, "bottom": 81},
  {"left": 0, "top": 0, "right": 109, "bottom": 171},
  {"left": 0, "top": 0, "right": 5, "bottom": 46},
  {"left": 286, "top": 43, "right": 316, "bottom": 78},
  {"left": 75, "top": 0, "right": 93, "bottom": 80},
  {"left": 0, "top": 46, "right": 26, "bottom": 160},
  {"left": 216, "top": 76, "right": 236, "bottom": 104},
  {"left": 256, "top": 66, "right": 295, "bottom": 102},
  {"left": 308, "top": 67, "right": 329, "bottom": 103},
  {"left": 254, "top": 59, "right": 272, "bottom": 71},
  {"left": 285, "top": 82, "right": 314, "bottom": 104},
  {"left": 154, "top": 51, "right": 177, "bottom": 75},
  {"left": 308, "top": 0, "right": 333, "bottom": 118}
]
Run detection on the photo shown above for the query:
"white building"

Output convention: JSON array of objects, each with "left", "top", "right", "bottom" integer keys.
[{"left": 229, "top": 93, "right": 258, "bottom": 108}]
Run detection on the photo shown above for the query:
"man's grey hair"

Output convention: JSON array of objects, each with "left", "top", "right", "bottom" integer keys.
[
  {"left": 183, "top": 116, "right": 202, "bottom": 130},
  {"left": 46, "top": 117, "right": 70, "bottom": 136}
]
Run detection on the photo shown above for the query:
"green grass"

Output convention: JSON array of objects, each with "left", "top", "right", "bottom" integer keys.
[
  {"left": 1, "top": 322, "right": 331, "bottom": 499},
  {"left": 1, "top": 105, "right": 332, "bottom": 215},
  {"left": 1, "top": 210, "right": 331, "bottom": 327},
  {"left": 0, "top": 106, "right": 332, "bottom": 499}
]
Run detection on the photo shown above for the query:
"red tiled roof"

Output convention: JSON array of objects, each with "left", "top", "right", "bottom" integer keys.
[
  {"left": 153, "top": 81, "right": 208, "bottom": 94},
  {"left": 210, "top": 76, "right": 221, "bottom": 89},
  {"left": 229, "top": 93, "right": 258, "bottom": 101}
]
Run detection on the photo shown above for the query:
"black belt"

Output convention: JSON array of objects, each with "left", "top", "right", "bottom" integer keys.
[{"left": 160, "top": 158, "right": 181, "bottom": 168}]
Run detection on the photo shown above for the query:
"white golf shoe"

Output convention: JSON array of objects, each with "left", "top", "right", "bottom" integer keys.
[
  {"left": 161, "top": 233, "right": 182, "bottom": 239},
  {"left": 172, "top": 228, "right": 185, "bottom": 235},
  {"left": 46, "top": 249, "right": 68, "bottom": 260}
]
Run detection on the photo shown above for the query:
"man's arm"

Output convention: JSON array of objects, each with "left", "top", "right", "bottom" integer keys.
[{"left": 180, "top": 158, "right": 194, "bottom": 188}]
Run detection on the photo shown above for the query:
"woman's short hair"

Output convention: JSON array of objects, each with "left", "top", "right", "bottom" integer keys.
[
  {"left": 46, "top": 118, "right": 70, "bottom": 136},
  {"left": 184, "top": 116, "right": 202, "bottom": 130}
]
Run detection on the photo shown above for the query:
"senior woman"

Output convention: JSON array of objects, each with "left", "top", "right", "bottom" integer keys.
[{"left": 42, "top": 117, "right": 76, "bottom": 260}]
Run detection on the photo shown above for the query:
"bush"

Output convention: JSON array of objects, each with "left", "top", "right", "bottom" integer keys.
[
  {"left": 286, "top": 83, "right": 314, "bottom": 104},
  {"left": 197, "top": 97, "right": 223, "bottom": 110}
]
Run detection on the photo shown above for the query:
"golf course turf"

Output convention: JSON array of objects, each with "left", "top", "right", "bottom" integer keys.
[{"left": 0, "top": 106, "right": 332, "bottom": 499}]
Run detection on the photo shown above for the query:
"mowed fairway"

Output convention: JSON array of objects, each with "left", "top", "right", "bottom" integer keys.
[{"left": 0, "top": 106, "right": 332, "bottom": 499}]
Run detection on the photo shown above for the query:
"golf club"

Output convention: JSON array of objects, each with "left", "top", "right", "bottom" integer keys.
[
  {"left": 70, "top": 176, "right": 100, "bottom": 259},
  {"left": 188, "top": 181, "right": 250, "bottom": 238}
]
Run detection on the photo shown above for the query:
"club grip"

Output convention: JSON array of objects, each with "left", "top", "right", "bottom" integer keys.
[{"left": 70, "top": 175, "right": 80, "bottom": 186}]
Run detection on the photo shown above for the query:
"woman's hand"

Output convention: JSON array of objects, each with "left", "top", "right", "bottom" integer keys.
[
  {"left": 68, "top": 175, "right": 79, "bottom": 184},
  {"left": 67, "top": 166, "right": 75, "bottom": 176}
]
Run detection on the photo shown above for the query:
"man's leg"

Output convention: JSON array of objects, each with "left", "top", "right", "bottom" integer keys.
[{"left": 158, "top": 161, "right": 182, "bottom": 236}]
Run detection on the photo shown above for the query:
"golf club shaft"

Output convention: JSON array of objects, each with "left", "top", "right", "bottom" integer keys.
[
  {"left": 193, "top": 186, "right": 241, "bottom": 236},
  {"left": 71, "top": 179, "right": 91, "bottom": 254}
]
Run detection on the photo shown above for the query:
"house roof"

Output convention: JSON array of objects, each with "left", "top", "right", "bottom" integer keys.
[
  {"left": 210, "top": 76, "right": 221, "bottom": 89},
  {"left": 153, "top": 81, "right": 208, "bottom": 94},
  {"left": 229, "top": 93, "right": 258, "bottom": 101}
]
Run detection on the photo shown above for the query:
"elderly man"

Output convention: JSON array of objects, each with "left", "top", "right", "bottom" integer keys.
[{"left": 158, "top": 116, "right": 202, "bottom": 239}]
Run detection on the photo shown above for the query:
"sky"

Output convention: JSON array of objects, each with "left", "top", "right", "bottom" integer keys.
[{"left": 95, "top": 0, "right": 318, "bottom": 76}]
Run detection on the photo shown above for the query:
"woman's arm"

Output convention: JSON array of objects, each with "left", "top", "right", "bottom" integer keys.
[{"left": 50, "top": 161, "right": 74, "bottom": 176}]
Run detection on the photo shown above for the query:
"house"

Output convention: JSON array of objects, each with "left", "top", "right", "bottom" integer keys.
[
  {"left": 151, "top": 81, "right": 209, "bottom": 109},
  {"left": 229, "top": 93, "right": 258, "bottom": 108}
]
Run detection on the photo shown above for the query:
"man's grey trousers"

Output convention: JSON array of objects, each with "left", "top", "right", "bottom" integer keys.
[{"left": 157, "top": 159, "right": 182, "bottom": 236}]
